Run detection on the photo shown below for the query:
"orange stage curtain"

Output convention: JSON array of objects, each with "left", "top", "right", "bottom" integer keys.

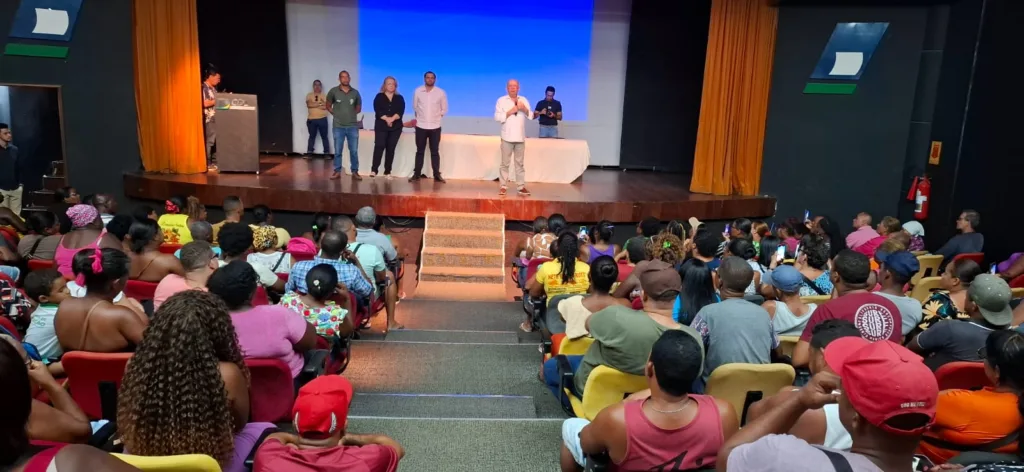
[
  {"left": 133, "top": 0, "right": 206, "bottom": 174},
  {"left": 690, "top": 0, "right": 778, "bottom": 196}
]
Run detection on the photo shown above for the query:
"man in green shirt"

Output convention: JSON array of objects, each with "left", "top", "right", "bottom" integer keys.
[{"left": 326, "top": 70, "right": 363, "bottom": 180}]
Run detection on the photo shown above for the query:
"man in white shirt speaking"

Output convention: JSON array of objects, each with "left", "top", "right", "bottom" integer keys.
[
  {"left": 411, "top": 71, "right": 447, "bottom": 183},
  {"left": 494, "top": 79, "right": 533, "bottom": 196}
]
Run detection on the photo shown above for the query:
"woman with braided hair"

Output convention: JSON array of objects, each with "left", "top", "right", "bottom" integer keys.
[
  {"left": 612, "top": 233, "right": 687, "bottom": 301},
  {"left": 118, "top": 290, "right": 274, "bottom": 472},
  {"left": 526, "top": 231, "right": 591, "bottom": 332}
]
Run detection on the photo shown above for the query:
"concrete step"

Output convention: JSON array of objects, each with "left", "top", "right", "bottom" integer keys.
[
  {"left": 419, "top": 266, "right": 505, "bottom": 284},
  {"left": 427, "top": 211, "right": 505, "bottom": 232},
  {"left": 423, "top": 229, "right": 504, "bottom": 250},
  {"left": 421, "top": 247, "right": 505, "bottom": 268}
]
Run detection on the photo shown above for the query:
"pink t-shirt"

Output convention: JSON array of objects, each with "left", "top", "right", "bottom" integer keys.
[
  {"left": 231, "top": 305, "right": 308, "bottom": 377},
  {"left": 254, "top": 439, "right": 399, "bottom": 472},
  {"left": 153, "top": 274, "right": 206, "bottom": 310}
]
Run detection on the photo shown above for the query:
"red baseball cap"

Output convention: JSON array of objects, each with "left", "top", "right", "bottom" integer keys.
[
  {"left": 292, "top": 375, "right": 354, "bottom": 437},
  {"left": 824, "top": 338, "right": 938, "bottom": 435}
]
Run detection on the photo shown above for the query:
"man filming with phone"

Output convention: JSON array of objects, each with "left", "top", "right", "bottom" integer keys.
[{"left": 534, "top": 86, "right": 562, "bottom": 138}]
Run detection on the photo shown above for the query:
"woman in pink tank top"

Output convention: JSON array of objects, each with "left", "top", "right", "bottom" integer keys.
[{"left": 54, "top": 205, "right": 118, "bottom": 278}]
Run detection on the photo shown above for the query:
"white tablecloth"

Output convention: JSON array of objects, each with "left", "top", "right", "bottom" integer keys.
[{"left": 338, "top": 130, "right": 589, "bottom": 184}]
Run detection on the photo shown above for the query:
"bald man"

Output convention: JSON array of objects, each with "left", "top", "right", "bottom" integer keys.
[
  {"left": 494, "top": 79, "right": 532, "bottom": 197},
  {"left": 845, "top": 212, "right": 879, "bottom": 250}
]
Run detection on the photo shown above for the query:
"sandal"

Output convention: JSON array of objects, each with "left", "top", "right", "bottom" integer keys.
[{"left": 519, "top": 321, "right": 534, "bottom": 333}]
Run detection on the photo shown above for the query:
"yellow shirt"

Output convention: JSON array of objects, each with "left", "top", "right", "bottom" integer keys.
[
  {"left": 157, "top": 214, "right": 192, "bottom": 244},
  {"left": 535, "top": 260, "right": 591, "bottom": 306},
  {"left": 306, "top": 93, "right": 328, "bottom": 120}
]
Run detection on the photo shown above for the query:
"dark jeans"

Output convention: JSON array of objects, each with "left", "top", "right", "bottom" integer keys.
[
  {"left": 414, "top": 127, "right": 442, "bottom": 177},
  {"left": 543, "top": 355, "right": 584, "bottom": 409},
  {"left": 204, "top": 118, "right": 216, "bottom": 165},
  {"left": 372, "top": 127, "right": 402, "bottom": 175},
  {"left": 306, "top": 117, "right": 330, "bottom": 154}
]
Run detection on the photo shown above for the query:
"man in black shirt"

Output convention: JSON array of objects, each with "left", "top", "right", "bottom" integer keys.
[
  {"left": 936, "top": 209, "right": 984, "bottom": 266},
  {"left": 534, "top": 86, "right": 562, "bottom": 138},
  {"left": 0, "top": 123, "right": 22, "bottom": 215}
]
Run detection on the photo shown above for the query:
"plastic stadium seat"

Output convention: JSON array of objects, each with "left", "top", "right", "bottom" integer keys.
[
  {"left": 27, "top": 259, "right": 56, "bottom": 272},
  {"left": 778, "top": 335, "right": 800, "bottom": 358},
  {"left": 560, "top": 363, "right": 647, "bottom": 420},
  {"left": 1009, "top": 274, "right": 1024, "bottom": 289},
  {"left": 800, "top": 295, "right": 831, "bottom": 305},
  {"left": 913, "top": 254, "right": 944, "bottom": 286},
  {"left": 935, "top": 361, "right": 992, "bottom": 391},
  {"left": 245, "top": 358, "right": 296, "bottom": 422},
  {"left": 252, "top": 286, "right": 270, "bottom": 306},
  {"left": 557, "top": 336, "right": 595, "bottom": 356},
  {"left": 0, "top": 316, "right": 20, "bottom": 340},
  {"left": 951, "top": 252, "right": 985, "bottom": 267},
  {"left": 124, "top": 280, "right": 158, "bottom": 301},
  {"left": 277, "top": 272, "right": 289, "bottom": 283},
  {"left": 112, "top": 454, "right": 222, "bottom": 471},
  {"left": 157, "top": 244, "right": 182, "bottom": 255},
  {"left": 525, "top": 257, "right": 551, "bottom": 283},
  {"left": 705, "top": 363, "right": 796, "bottom": 425},
  {"left": 910, "top": 276, "right": 944, "bottom": 303},
  {"left": 62, "top": 351, "right": 132, "bottom": 420},
  {"left": 0, "top": 227, "right": 18, "bottom": 248}
]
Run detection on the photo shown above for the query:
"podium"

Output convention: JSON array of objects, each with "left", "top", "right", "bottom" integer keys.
[{"left": 214, "top": 93, "right": 260, "bottom": 173}]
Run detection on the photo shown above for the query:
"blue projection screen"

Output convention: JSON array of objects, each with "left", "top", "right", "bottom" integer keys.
[{"left": 358, "top": 0, "right": 593, "bottom": 120}]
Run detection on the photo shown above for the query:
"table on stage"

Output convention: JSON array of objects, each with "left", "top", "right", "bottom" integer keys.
[{"left": 339, "top": 130, "right": 590, "bottom": 184}]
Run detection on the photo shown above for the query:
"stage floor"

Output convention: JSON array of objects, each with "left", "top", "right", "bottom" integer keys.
[{"left": 123, "top": 156, "right": 776, "bottom": 222}]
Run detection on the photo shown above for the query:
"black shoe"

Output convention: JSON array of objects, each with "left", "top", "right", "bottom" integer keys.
[
  {"left": 408, "top": 175, "right": 421, "bottom": 182},
  {"left": 434, "top": 175, "right": 446, "bottom": 183}
]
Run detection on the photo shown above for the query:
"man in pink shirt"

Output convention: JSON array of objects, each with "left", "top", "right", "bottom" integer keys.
[
  {"left": 153, "top": 240, "right": 217, "bottom": 310},
  {"left": 845, "top": 212, "right": 880, "bottom": 251}
]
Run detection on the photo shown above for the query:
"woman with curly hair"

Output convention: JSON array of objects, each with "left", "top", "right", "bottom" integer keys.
[
  {"left": 612, "top": 233, "right": 687, "bottom": 301},
  {"left": 117, "top": 290, "right": 273, "bottom": 472}
]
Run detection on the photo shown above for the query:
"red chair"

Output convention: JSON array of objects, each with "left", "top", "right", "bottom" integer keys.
[
  {"left": 525, "top": 257, "right": 552, "bottom": 284},
  {"left": 951, "top": 252, "right": 985, "bottom": 266},
  {"left": 124, "top": 280, "right": 158, "bottom": 301},
  {"left": 1009, "top": 274, "right": 1024, "bottom": 289},
  {"left": 253, "top": 286, "right": 270, "bottom": 306},
  {"left": 27, "top": 259, "right": 56, "bottom": 272},
  {"left": 62, "top": 351, "right": 132, "bottom": 420},
  {"left": 158, "top": 243, "right": 182, "bottom": 255},
  {"left": 935, "top": 361, "right": 992, "bottom": 391},
  {"left": 245, "top": 358, "right": 295, "bottom": 422},
  {"left": 287, "top": 251, "right": 314, "bottom": 262},
  {"left": 0, "top": 227, "right": 18, "bottom": 248},
  {"left": 0, "top": 316, "right": 20, "bottom": 340},
  {"left": 277, "top": 273, "right": 289, "bottom": 284}
]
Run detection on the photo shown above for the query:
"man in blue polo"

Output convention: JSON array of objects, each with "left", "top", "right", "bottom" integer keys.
[{"left": 326, "top": 70, "right": 363, "bottom": 181}]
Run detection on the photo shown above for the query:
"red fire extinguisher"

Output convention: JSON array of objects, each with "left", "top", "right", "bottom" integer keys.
[{"left": 906, "top": 176, "right": 930, "bottom": 220}]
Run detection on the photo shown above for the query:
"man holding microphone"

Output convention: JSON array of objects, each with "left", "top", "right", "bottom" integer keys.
[{"left": 494, "top": 79, "right": 532, "bottom": 196}]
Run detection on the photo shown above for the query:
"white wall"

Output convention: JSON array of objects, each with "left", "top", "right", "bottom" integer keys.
[{"left": 284, "top": 0, "right": 631, "bottom": 166}]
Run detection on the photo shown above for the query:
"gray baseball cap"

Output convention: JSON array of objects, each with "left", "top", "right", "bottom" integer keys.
[{"left": 968, "top": 274, "right": 1013, "bottom": 326}]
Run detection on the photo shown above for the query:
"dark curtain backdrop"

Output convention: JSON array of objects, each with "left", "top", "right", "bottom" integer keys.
[{"left": 8, "top": 87, "right": 63, "bottom": 192}]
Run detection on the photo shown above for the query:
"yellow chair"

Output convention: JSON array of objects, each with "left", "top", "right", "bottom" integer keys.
[
  {"left": 778, "top": 335, "right": 800, "bottom": 357},
  {"left": 564, "top": 365, "right": 648, "bottom": 420},
  {"left": 912, "top": 255, "right": 944, "bottom": 286},
  {"left": 909, "top": 276, "right": 943, "bottom": 303},
  {"left": 111, "top": 454, "right": 222, "bottom": 472},
  {"left": 558, "top": 336, "right": 594, "bottom": 356},
  {"left": 1013, "top": 287, "right": 1024, "bottom": 299},
  {"left": 800, "top": 295, "right": 831, "bottom": 304},
  {"left": 911, "top": 251, "right": 928, "bottom": 256},
  {"left": 705, "top": 363, "right": 795, "bottom": 424}
]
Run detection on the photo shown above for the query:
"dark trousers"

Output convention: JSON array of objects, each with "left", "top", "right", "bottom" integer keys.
[
  {"left": 372, "top": 127, "right": 402, "bottom": 175},
  {"left": 204, "top": 118, "right": 216, "bottom": 165},
  {"left": 413, "top": 127, "right": 442, "bottom": 177},
  {"left": 306, "top": 117, "right": 330, "bottom": 154}
]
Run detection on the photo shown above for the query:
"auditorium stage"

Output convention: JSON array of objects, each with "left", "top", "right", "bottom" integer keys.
[{"left": 123, "top": 156, "right": 776, "bottom": 222}]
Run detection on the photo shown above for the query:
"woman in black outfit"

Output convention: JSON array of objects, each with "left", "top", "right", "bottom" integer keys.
[{"left": 371, "top": 76, "right": 405, "bottom": 178}]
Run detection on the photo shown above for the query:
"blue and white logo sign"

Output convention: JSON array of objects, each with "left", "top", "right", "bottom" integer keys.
[
  {"left": 9, "top": 0, "right": 83, "bottom": 42},
  {"left": 810, "top": 22, "right": 888, "bottom": 81}
]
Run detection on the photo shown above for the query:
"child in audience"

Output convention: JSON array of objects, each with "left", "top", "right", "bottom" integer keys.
[
  {"left": 280, "top": 264, "right": 354, "bottom": 339},
  {"left": 23, "top": 269, "right": 71, "bottom": 364}
]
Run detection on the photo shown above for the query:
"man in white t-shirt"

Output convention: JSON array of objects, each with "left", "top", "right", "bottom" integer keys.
[{"left": 493, "top": 79, "right": 533, "bottom": 197}]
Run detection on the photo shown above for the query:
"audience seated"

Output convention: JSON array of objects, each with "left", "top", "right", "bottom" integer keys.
[
  {"left": 612, "top": 233, "right": 686, "bottom": 301},
  {"left": 353, "top": 206, "right": 398, "bottom": 262},
  {"left": 157, "top": 195, "right": 205, "bottom": 244},
  {"left": 913, "top": 259, "right": 985, "bottom": 336},
  {"left": 751, "top": 220, "right": 769, "bottom": 255},
  {"left": 131, "top": 204, "right": 157, "bottom": 223},
  {"left": 937, "top": 209, "right": 984, "bottom": 265},
  {"left": 846, "top": 212, "right": 881, "bottom": 251},
  {"left": 615, "top": 235, "right": 647, "bottom": 282},
  {"left": 117, "top": 290, "right": 274, "bottom": 472},
  {"left": 219, "top": 222, "right": 287, "bottom": 293},
  {"left": 299, "top": 211, "right": 331, "bottom": 242},
  {"left": 874, "top": 251, "right": 924, "bottom": 336},
  {"left": 0, "top": 340, "right": 139, "bottom": 472},
  {"left": 250, "top": 204, "right": 290, "bottom": 249},
  {"left": 253, "top": 375, "right": 405, "bottom": 471},
  {"left": 812, "top": 215, "right": 849, "bottom": 260},
  {"left": 247, "top": 226, "right": 294, "bottom": 275},
  {"left": 23, "top": 269, "right": 70, "bottom": 361},
  {"left": 48, "top": 185, "right": 79, "bottom": 233},
  {"left": 55, "top": 248, "right": 147, "bottom": 353},
  {"left": 580, "top": 221, "right": 619, "bottom": 264},
  {"left": 746, "top": 320, "right": 862, "bottom": 449},
  {"left": 692, "top": 256, "right": 778, "bottom": 390},
  {"left": 554, "top": 256, "right": 628, "bottom": 338},
  {"left": 757, "top": 234, "right": 784, "bottom": 267},
  {"left": 286, "top": 230, "right": 373, "bottom": 304},
  {"left": 918, "top": 329, "right": 1024, "bottom": 464},
  {"left": 104, "top": 214, "right": 134, "bottom": 243},
  {"left": 909, "top": 274, "right": 1012, "bottom": 371},
  {"left": 853, "top": 215, "right": 900, "bottom": 258},
  {"left": 54, "top": 204, "right": 122, "bottom": 278},
  {"left": 793, "top": 234, "right": 833, "bottom": 297},
  {"left": 208, "top": 261, "right": 318, "bottom": 378},
  {"left": 761, "top": 265, "right": 817, "bottom": 336},
  {"left": 18, "top": 211, "right": 61, "bottom": 260},
  {"left": 153, "top": 241, "right": 216, "bottom": 310},
  {"left": 792, "top": 250, "right": 901, "bottom": 367},
  {"left": 212, "top": 195, "right": 244, "bottom": 244},
  {"left": 672, "top": 258, "right": 718, "bottom": 325},
  {"left": 517, "top": 216, "right": 554, "bottom": 260},
  {"left": 125, "top": 217, "right": 185, "bottom": 282},
  {"left": 776, "top": 219, "right": 802, "bottom": 255},
  {"left": 92, "top": 194, "right": 118, "bottom": 226},
  {"left": 528, "top": 232, "right": 591, "bottom": 330},
  {"left": 543, "top": 260, "right": 697, "bottom": 405},
  {"left": 689, "top": 228, "right": 723, "bottom": 271},
  {"left": 0, "top": 233, "right": 19, "bottom": 281},
  {"left": 559, "top": 331, "right": 737, "bottom": 472},
  {"left": 724, "top": 238, "right": 764, "bottom": 295},
  {"left": 174, "top": 220, "right": 221, "bottom": 258},
  {"left": 336, "top": 215, "right": 402, "bottom": 330},
  {"left": 281, "top": 263, "right": 355, "bottom": 339},
  {"left": 718, "top": 338, "right": 938, "bottom": 471},
  {"left": 903, "top": 220, "right": 927, "bottom": 252}
]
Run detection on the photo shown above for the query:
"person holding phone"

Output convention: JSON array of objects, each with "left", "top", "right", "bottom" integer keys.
[
  {"left": 305, "top": 80, "right": 331, "bottom": 157},
  {"left": 533, "top": 86, "right": 562, "bottom": 138}
]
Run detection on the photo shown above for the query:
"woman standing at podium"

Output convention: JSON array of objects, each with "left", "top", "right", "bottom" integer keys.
[
  {"left": 305, "top": 80, "right": 331, "bottom": 158},
  {"left": 371, "top": 76, "right": 405, "bottom": 179}
]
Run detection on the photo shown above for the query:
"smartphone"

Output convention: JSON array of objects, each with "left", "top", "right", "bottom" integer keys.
[
  {"left": 991, "top": 264, "right": 998, "bottom": 274},
  {"left": 803, "top": 210, "right": 811, "bottom": 222},
  {"left": 724, "top": 224, "right": 731, "bottom": 234},
  {"left": 775, "top": 245, "right": 786, "bottom": 262},
  {"left": 912, "top": 454, "right": 934, "bottom": 471},
  {"left": 578, "top": 226, "right": 588, "bottom": 240}
]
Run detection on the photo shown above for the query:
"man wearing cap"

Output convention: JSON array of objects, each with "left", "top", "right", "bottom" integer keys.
[
  {"left": 691, "top": 257, "right": 779, "bottom": 390},
  {"left": 793, "top": 250, "right": 901, "bottom": 368},
  {"left": 253, "top": 375, "right": 405, "bottom": 471},
  {"left": 720, "top": 338, "right": 939, "bottom": 471},
  {"left": 761, "top": 265, "right": 819, "bottom": 336},
  {"left": 908, "top": 274, "right": 1011, "bottom": 370},
  {"left": 542, "top": 260, "right": 701, "bottom": 404},
  {"left": 875, "top": 250, "right": 924, "bottom": 336}
]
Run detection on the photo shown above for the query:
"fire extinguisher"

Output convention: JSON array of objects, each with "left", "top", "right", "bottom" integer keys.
[{"left": 906, "top": 176, "right": 930, "bottom": 220}]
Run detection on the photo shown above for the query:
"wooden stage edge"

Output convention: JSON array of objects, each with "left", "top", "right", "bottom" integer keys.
[{"left": 123, "top": 156, "right": 776, "bottom": 222}]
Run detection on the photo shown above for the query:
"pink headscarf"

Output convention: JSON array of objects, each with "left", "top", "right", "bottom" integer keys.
[
  {"left": 67, "top": 204, "right": 99, "bottom": 229},
  {"left": 74, "top": 248, "right": 104, "bottom": 286}
]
